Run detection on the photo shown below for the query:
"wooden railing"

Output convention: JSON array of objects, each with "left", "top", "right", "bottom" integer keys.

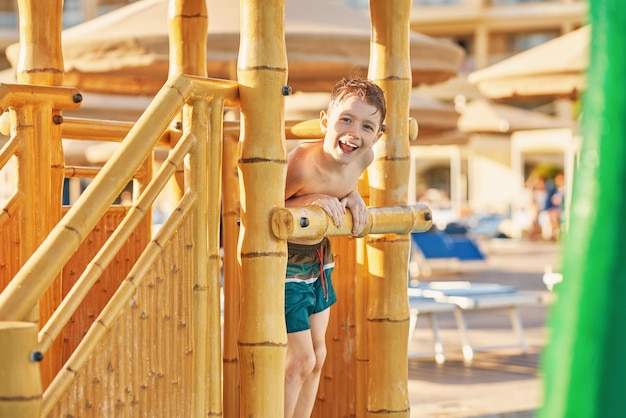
[{"left": 0, "top": 75, "right": 239, "bottom": 416}]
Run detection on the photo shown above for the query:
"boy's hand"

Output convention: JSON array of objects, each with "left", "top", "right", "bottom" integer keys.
[
  {"left": 341, "top": 191, "right": 368, "bottom": 236},
  {"left": 286, "top": 193, "right": 346, "bottom": 228},
  {"left": 310, "top": 196, "right": 345, "bottom": 229}
]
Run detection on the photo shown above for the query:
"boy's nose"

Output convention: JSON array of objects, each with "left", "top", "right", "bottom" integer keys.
[{"left": 346, "top": 125, "right": 360, "bottom": 137}]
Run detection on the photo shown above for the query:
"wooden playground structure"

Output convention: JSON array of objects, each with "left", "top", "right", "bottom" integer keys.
[
  {"left": 0, "top": 0, "right": 445, "bottom": 416},
  {"left": 2, "top": 0, "right": 626, "bottom": 417}
]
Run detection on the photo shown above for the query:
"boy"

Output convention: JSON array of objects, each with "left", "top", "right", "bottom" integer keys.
[{"left": 283, "top": 76, "right": 386, "bottom": 418}]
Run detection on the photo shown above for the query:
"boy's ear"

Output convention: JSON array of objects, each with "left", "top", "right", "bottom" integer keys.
[{"left": 319, "top": 110, "right": 328, "bottom": 133}]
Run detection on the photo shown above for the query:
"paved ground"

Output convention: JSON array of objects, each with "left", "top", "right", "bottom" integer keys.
[{"left": 407, "top": 239, "right": 560, "bottom": 418}]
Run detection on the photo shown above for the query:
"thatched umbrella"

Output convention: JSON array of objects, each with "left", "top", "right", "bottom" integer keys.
[
  {"left": 468, "top": 26, "right": 588, "bottom": 100},
  {"left": 5, "top": 0, "right": 464, "bottom": 96}
]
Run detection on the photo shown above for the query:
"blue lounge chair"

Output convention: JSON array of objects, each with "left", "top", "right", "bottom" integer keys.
[
  {"left": 409, "top": 228, "right": 485, "bottom": 277},
  {"left": 411, "top": 227, "right": 485, "bottom": 261}
]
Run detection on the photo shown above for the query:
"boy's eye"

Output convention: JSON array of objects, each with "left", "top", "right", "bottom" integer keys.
[
  {"left": 363, "top": 124, "right": 374, "bottom": 132},
  {"left": 340, "top": 117, "right": 352, "bottom": 123}
]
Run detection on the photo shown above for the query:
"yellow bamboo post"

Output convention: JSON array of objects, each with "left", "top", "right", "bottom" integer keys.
[
  {"left": 186, "top": 96, "right": 210, "bottom": 418},
  {"left": 355, "top": 231, "right": 369, "bottom": 418},
  {"left": 168, "top": 0, "right": 208, "bottom": 199},
  {"left": 207, "top": 97, "right": 226, "bottom": 417},
  {"left": 222, "top": 131, "right": 241, "bottom": 417},
  {"left": 14, "top": 0, "right": 65, "bottom": 387},
  {"left": 184, "top": 94, "right": 223, "bottom": 416},
  {"left": 0, "top": 322, "right": 42, "bottom": 416},
  {"left": 237, "top": 0, "right": 288, "bottom": 416},
  {"left": 366, "top": 1, "right": 413, "bottom": 416},
  {"left": 354, "top": 170, "right": 373, "bottom": 418},
  {"left": 312, "top": 235, "right": 356, "bottom": 417}
]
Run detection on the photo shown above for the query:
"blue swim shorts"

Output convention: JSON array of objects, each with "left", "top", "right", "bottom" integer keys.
[{"left": 284, "top": 237, "right": 337, "bottom": 333}]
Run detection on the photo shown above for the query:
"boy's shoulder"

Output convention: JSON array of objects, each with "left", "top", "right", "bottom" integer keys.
[
  {"left": 289, "top": 140, "right": 321, "bottom": 161},
  {"left": 293, "top": 140, "right": 321, "bottom": 152}
]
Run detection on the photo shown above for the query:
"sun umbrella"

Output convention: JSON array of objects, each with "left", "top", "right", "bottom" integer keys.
[
  {"left": 468, "top": 25, "right": 588, "bottom": 100},
  {"left": 5, "top": 0, "right": 464, "bottom": 96}
]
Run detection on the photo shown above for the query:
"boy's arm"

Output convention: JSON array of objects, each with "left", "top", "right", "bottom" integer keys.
[{"left": 285, "top": 146, "right": 345, "bottom": 228}]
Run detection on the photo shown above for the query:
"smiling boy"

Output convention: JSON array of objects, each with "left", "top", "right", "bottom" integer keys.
[{"left": 283, "top": 76, "right": 386, "bottom": 418}]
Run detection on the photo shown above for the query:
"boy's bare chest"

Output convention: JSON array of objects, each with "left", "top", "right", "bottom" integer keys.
[{"left": 302, "top": 166, "right": 361, "bottom": 198}]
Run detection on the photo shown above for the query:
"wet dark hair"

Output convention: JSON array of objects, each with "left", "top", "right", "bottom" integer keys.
[{"left": 328, "top": 76, "right": 386, "bottom": 132}]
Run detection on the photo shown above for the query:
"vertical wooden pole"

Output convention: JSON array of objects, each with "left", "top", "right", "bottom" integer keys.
[
  {"left": 222, "top": 131, "right": 241, "bottom": 417},
  {"left": 355, "top": 175, "right": 371, "bottom": 418},
  {"left": 185, "top": 94, "right": 224, "bottom": 416},
  {"left": 185, "top": 96, "right": 210, "bottom": 417},
  {"left": 0, "top": 322, "right": 42, "bottom": 417},
  {"left": 168, "top": 0, "right": 208, "bottom": 198},
  {"left": 237, "top": 1, "right": 288, "bottom": 417},
  {"left": 169, "top": 11, "right": 215, "bottom": 412},
  {"left": 365, "top": 1, "right": 413, "bottom": 417},
  {"left": 313, "top": 236, "right": 357, "bottom": 418},
  {"left": 169, "top": 11, "right": 214, "bottom": 407},
  {"left": 539, "top": 2, "right": 626, "bottom": 417},
  {"left": 206, "top": 98, "right": 225, "bottom": 415},
  {"left": 14, "top": 0, "right": 65, "bottom": 388},
  {"left": 168, "top": 0, "right": 208, "bottom": 80}
]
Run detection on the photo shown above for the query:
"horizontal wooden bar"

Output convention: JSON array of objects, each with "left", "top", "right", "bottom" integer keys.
[
  {"left": 0, "top": 83, "right": 82, "bottom": 112},
  {"left": 187, "top": 75, "right": 240, "bottom": 108},
  {"left": 271, "top": 204, "right": 432, "bottom": 240},
  {"left": 63, "top": 165, "right": 146, "bottom": 180},
  {"left": 61, "top": 117, "right": 176, "bottom": 147}
]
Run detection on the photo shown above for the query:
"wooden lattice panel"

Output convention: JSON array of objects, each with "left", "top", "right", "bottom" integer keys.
[
  {"left": 59, "top": 208, "right": 151, "bottom": 361},
  {"left": 48, "top": 216, "right": 196, "bottom": 417}
]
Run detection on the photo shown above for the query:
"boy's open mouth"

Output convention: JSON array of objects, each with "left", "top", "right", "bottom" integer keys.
[{"left": 339, "top": 139, "right": 358, "bottom": 153}]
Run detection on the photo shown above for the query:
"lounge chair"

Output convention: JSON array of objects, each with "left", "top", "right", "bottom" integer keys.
[
  {"left": 407, "top": 294, "right": 457, "bottom": 364},
  {"left": 409, "top": 281, "right": 541, "bottom": 364},
  {"left": 410, "top": 229, "right": 485, "bottom": 277}
]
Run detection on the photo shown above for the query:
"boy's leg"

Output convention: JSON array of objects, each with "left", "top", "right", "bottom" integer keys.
[
  {"left": 292, "top": 308, "right": 331, "bottom": 418},
  {"left": 285, "top": 328, "right": 315, "bottom": 418}
]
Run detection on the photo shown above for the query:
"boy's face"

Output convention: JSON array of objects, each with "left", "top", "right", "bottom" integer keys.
[{"left": 320, "top": 96, "right": 383, "bottom": 164}]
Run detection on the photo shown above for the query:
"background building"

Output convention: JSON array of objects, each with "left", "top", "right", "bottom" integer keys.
[
  {"left": 409, "top": 0, "right": 586, "bottom": 72},
  {"left": 406, "top": 0, "right": 586, "bottom": 238},
  {"left": 0, "top": 0, "right": 587, "bottom": 238}
]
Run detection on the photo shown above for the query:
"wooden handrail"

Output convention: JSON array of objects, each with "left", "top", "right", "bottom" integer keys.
[{"left": 271, "top": 204, "right": 432, "bottom": 240}]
